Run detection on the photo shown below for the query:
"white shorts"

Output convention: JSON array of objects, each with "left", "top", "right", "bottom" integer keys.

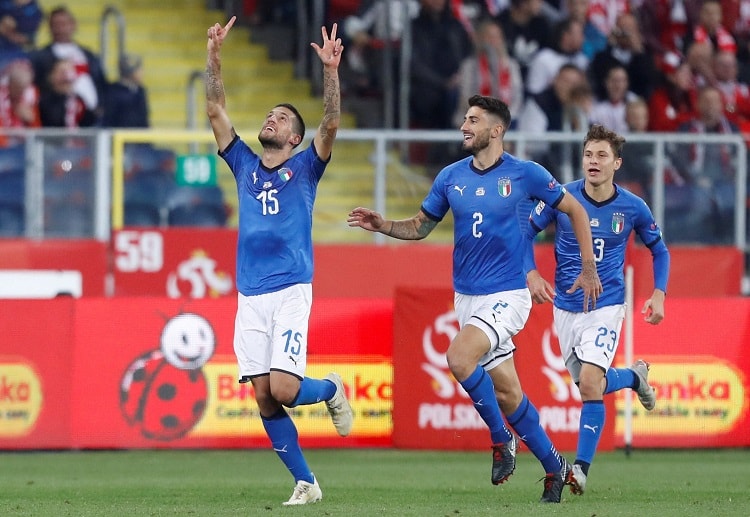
[
  {"left": 553, "top": 304, "right": 626, "bottom": 382},
  {"left": 233, "top": 284, "right": 312, "bottom": 382},
  {"left": 454, "top": 289, "right": 532, "bottom": 371}
]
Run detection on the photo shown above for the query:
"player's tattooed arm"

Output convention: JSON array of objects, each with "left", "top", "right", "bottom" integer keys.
[{"left": 388, "top": 212, "right": 437, "bottom": 240}]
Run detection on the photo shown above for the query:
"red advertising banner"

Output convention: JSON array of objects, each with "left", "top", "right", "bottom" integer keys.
[
  {"left": 0, "top": 299, "right": 75, "bottom": 448},
  {"left": 0, "top": 297, "right": 393, "bottom": 449},
  {"left": 614, "top": 297, "right": 750, "bottom": 448},
  {"left": 0, "top": 239, "right": 108, "bottom": 296},
  {"left": 392, "top": 287, "right": 615, "bottom": 452},
  {"left": 112, "top": 229, "right": 237, "bottom": 298}
]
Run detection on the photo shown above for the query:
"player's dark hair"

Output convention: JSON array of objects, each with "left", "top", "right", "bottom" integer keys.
[
  {"left": 467, "top": 95, "right": 511, "bottom": 129},
  {"left": 584, "top": 124, "right": 626, "bottom": 158},
  {"left": 275, "top": 103, "right": 305, "bottom": 146}
]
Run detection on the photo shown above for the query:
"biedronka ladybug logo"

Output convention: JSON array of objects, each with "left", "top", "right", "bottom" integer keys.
[{"left": 119, "top": 312, "right": 216, "bottom": 440}]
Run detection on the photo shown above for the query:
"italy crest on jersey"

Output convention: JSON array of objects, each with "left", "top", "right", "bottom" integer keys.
[
  {"left": 498, "top": 177, "right": 511, "bottom": 197},
  {"left": 611, "top": 213, "right": 625, "bottom": 234},
  {"left": 278, "top": 167, "right": 293, "bottom": 182}
]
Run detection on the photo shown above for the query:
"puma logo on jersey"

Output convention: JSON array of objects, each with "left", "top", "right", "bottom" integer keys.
[
  {"left": 583, "top": 424, "right": 599, "bottom": 434},
  {"left": 252, "top": 171, "right": 258, "bottom": 184},
  {"left": 590, "top": 218, "right": 599, "bottom": 227},
  {"left": 454, "top": 185, "right": 466, "bottom": 195}
]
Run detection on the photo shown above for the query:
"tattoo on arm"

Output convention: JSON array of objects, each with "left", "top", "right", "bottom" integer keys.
[
  {"left": 388, "top": 213, "right": 437, "bottom": 240},
  {"left": 319, "top": 67, "right": 340, "bottom": 145},
  {"left": 205, "top": 58, "right": 225, "bottom": 105}
]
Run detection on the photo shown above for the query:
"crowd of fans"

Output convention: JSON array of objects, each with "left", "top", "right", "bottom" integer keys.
[
  {"left": 298, "top": 0, "right": 748, "bottom": 244},
  {"left": 0, "top": 3, "right": 149, "bottom": 132},
  {"left": 2, "top": 1, "right": 748, "bottom": 242}
]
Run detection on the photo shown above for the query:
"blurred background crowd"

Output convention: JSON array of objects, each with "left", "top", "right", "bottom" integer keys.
[{"left": 0, "top": 0, "right": 748, "bottom": 252}]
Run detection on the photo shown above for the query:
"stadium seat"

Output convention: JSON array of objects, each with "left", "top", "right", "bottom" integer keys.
[
  {"left": 0, "top": 145, "right": 25, "bottom": 174},
  {"left": 124, "top": 144, "right": 176, "bottom": 178},
  {"left": 166, "top": 185, "right": 227, "bottom": 227},
  {"left": 124, "top": 171, "right": 173, "bottom": 227},
  {"left": 663, "top": 184, "right": 717, "bottom": 244},
  {"left": 44, "top": 201, "right": 92, "bottom": 237},
  {"left": 0, "top": 203, "right": 23, "bottom": 236}
]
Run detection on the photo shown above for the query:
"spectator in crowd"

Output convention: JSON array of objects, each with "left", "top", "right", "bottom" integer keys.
[
  {"left": 670, "top": 85, "right": 740, "bottom": 243},
  {"left": 525, "top": 17, "right": 588, "bottom": 96},
  {"left": 517, "top": 64, "right": 592, "bottom": 181},
  {"left": 495, "top": 0, "right": 551, "bottom": 81},
  {"left": 0, "top": 0, "right": 42, "bottom": 51},
  {"left": 340, "top": 0, "right": 419, "bottom": 98},
  {"left": 671, "top": 85, "right": 739, "bottom": 183},
  {"left": 723, "top": 0, "right": 750, "bottom": 82},
  {"left": 102, "top": 53, "right": 149, "bottom": 128},
  {"left": 708, "top": 50, "right": 750, "bottom": 127},
  {"left": 0, "top": 57, "right": 39, "bottom": 129},
  {"left": 454, "top": 17, "right": 523, "bottom": 126},
  {"left": 554, "top": 0, "right": 608, "bottom": 59},
  {"left": 619, "top": 97, "right": 654, "bottom": 201},
  {"left": 648, "top": 51, "right": 697, "bottom": 131},
  {"left": 588, "top": 12, "right": 656, "bottom": 101},
  {"left": 684, "top": 0, "right": 737, "bottom": 87},
  {"left": 409, "top": 0, "right": 473, "bottom": 132},
  {"left": 588, "top": 63, "right": 638, "bottom": 133},
  {"left": 37, "top": 57, "right": 97, "bottom": 127},
  {"left": 0, "top": 10, "right": 22, "bottom": 54},
  {"left": 30, "top": 6, "right": 106, "bottom": 121},
  {"left": 637, "top": 0, "right": 702, "bottom": 55},
  {"left": 585, "top": 0, "right": 630, "bottom": 38}
]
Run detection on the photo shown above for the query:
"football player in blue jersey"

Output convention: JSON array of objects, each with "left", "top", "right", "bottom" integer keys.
[
  {"left": 206, "top": 17, "right": 353, "bottom": 506},
  {"left": 524, "top": 124, "right": 670, "bottom": 496},
  {"left": 348, "top": 95, "right": 602, "bottom": 503}
]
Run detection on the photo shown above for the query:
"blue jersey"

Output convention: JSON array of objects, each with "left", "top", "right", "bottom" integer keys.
[
  {"left": 528, "top": 179, "right": 670, "bottom": 312},
  {"left": 421, "top": 152, "right": 566, "bottom": 295},
  {"left": 219, "top": 136, "right": 327, "bottom": 296}
]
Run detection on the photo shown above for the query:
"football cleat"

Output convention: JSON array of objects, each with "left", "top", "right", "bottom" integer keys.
[
  {"left": 283, "top": 475, "right": 323, "bottom": 505},
  {"left": 491, "top": 435, "right": 518, "bottom": 485},
  {"left": 631, "top": 359, "right": 656, "bottom": 411},
  {"left": 568, "top": 463, "right": 587, "bottom": 495},
  {"left": 540, "top": 457, "right": 572, "bottom": 503},
  {"left": 325, "top": 372, "right": 354, "bottom": 437}
]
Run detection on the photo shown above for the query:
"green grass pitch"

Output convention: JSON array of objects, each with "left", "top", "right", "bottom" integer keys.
[{"left": 1, "top": 448, "right": 748, "bottom": 516}]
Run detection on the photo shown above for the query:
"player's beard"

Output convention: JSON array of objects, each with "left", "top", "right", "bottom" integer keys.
[
  {"left": 462, "top": 129, "right": 491, "bottom": 155},
  {"left": 258, "top": 131, "right": 284, "bottom": 150}
]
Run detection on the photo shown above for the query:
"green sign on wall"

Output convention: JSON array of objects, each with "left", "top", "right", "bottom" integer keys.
[{"left": 175, "top": 154, "right": 217, "bottom": 186}]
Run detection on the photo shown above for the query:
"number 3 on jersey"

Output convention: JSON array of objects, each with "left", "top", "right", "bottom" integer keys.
[
  {"left": 593, "top": 237, "right": 605, "bottom": 262},
  {"left": 257, "top": 189, "right": 279, "bottom": 215}
]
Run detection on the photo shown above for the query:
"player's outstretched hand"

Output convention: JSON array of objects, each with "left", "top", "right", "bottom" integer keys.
[
  {"left": 311, "top": 23, "right": 343, "bottom": 68},
  {"left": 347, "top": 207, "right": 384, "bottom": 233},
  {"left": 527, "top": 270, "right": 555, "bottom": 304},
  {"left": 207, "top": 15, "right": 236, "bottom": 52},
  {"left": 567, "top": 259, "right": 602, "bottom": 312}
]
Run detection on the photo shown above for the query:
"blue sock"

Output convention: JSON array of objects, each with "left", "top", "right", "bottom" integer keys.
[
  {"left": 507, "top": 394, "right": 562, "bottom": 474},
  {"left": 604, "top": 367, "right": 637, "bottom": 394},
  {"left": 261, "top": 408, "right": 313, "bottom": 483},
  {"left": 460, "top": 365, "right": 512, "bottom": 444},
  {"left": 288, "top": 377, "right": 336, "bottom": 407},
  {"left": 577, "top": 400, "right": 605, "bottom": 464}
]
